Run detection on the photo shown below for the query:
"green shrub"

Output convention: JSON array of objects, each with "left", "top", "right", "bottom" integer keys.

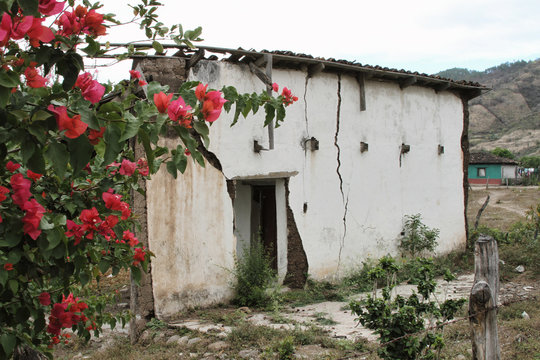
[
  {"left": 400, "top": 214, "right": 440, "bottom": 257},
  {"left": 232, "top": 240, "right": 276, "bottom": 307}
]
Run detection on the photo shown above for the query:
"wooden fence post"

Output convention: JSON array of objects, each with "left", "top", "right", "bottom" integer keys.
[{"left": 469, "top": 235, "right": 501, "bottom": 360}]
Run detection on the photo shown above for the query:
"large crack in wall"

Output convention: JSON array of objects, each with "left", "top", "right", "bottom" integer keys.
[
  {"left": 334, "top": 75, "right": 348, "bottom": 272},
  {"left": 461, "top": 95, "right": 470, "bottom": 248},
  {"left": 283, "top": 179, "right": 309, "bottom": 288}
]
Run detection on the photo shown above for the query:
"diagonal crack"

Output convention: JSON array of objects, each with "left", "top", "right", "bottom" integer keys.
[{"left": 334, "top": 75, "right": 347, "bottom": 271}]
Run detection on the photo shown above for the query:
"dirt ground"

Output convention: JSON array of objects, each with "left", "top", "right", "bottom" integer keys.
[{"left": 54, "top": 186, "right": 540, "bottom": 359}]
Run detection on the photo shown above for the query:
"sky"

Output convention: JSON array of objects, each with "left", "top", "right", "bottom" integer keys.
[{"left": 91, "top": 0, "right": 540, "bottom": 82}]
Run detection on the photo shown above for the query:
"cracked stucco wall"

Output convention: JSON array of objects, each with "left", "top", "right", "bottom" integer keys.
[{"left": 145, "top": 60, "right": 467, "bottom": 317}]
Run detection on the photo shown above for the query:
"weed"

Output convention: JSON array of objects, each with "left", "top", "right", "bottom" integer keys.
[
  {"left": 314, "top": 312, "right": 337, "bottom": 326},
  {"left": 232, "top": 239, "right": 276, "bottom": 307},
  {"left": 399, "top": 214, "right": 440, "bottom": 257}
]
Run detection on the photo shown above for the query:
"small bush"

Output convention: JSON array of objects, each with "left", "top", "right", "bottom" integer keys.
[
  {"left": 399, "top": 214, "right": 440, "bottom": 257},
  {"left": 232, "top": 240, "right": 276, "bottom": 307}
]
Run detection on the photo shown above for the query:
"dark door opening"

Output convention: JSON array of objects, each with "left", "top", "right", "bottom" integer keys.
[{"left": 250, "top": 185, "right": 278, "bottom": 271}]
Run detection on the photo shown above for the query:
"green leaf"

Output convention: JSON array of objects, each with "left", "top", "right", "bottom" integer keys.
[
  {"left": 166, "top": 160, "right": 177, "bottom": 178},
  {"left": 79, "top": 272, "right": 90, "bottom": 287},
  {"left": 0, "top": 333, "right": 16, "bottom": 358},
  {"left": 0, "top": 70, "right": 20, "bottom": 87},
  {"left": 98, "top": 259, "right": 110, "bottom": 274},
  {"left": 103, "top": 124, "right": 123, "bottom": 165},
  {"left": 81, "top": 37, "right": 100, "bottom": 56},
  {"left": 39, "top": 217, "right": 55, "bottom": 231},
  {"left": 27, "top": 147, "right": 46, "bottom": 174},
  {"left": 0, "top": 271, "right": 7, "bottom": 287},
  {"left": 67, "top": 135, "right": 93, "bottom": 175},
  {"left": 15, "top": 307, "right": 30, "bottom": 323},
  {"left": 192, "top": 121, "right": 209, "bottom": 147},
  {"left": 119, "top": 113, "right": 143, "bottom": 142},
  {"left": 17, "top": 0, "right": 39, "bottom": 16},
  {"left": 131, "top": 266, "right": 141, "bottom": 285},
  {"left": 152, "top": 40, "right": 164, "bottom": 54},
  {"left": 0, "top": 86, "right": 11, "bottom": 108},
  {"left": 27, "top": 121, "right": 47, "bottom": 144},
  {"left": 21, "top": 139, "right": 36, "bottom": 164},
  {"left": 137, "top": 128, "right": 154, "bottom": 168},
  {"left": 45, "top": 228, "right": 62, "bottom": 250},
  {"left": 264, "top": 103, "right": 275, "bottom": 126},
  {"left": 8, "top": 279, "right": 18, "bottom": 294},
  {"left": 0, "top": 231, "right": 22, "bottom": 248},
  {"left": 45, "top": 141, "right": 69, "bottom": 178},
  {"left": 34, "top": 312, "right": 46, "bottom": 333}
]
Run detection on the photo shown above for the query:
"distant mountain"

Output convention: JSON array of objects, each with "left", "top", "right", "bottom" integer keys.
[{"left": 435, "top": 59, "right": 540, "bottom": 158}]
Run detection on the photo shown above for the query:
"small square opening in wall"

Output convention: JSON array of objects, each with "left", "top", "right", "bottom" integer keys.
[{"left": 477, "top": 168, "right": 486, "bottom": 177}]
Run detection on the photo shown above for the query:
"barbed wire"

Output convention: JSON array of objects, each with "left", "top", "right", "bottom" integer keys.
[{"left": 335, "top": 294, "right": 537, "bottom": 360}]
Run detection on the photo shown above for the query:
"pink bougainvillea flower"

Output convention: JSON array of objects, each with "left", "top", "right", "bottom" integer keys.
[
  {"left": 132, "top": 247, "right": 146, "bottom": 266},
  {"left": 48, "top": 105, "right": 88, "bottom": 139},
  {"left": 123, "top": 230, "right": 139, "bottom": 247},
  {"left": 0, "top": 186, "right": 9, "bottom": 202},
  {"left": 139, "top": 80, "right": 147, "bottom": 86},
  {"left": 39, "top": 292, "right": 51, "bottom": 306},
  {"left": 281, "top": 87, "right": 298, "bottom": 105},
  {"left": 195, "top": 83, "right": 207, "bottom": 101},
  {"left": 88, "top": 126, "right": 105, "bottom": 145},
  {"left": 129, "top": 70, "right": 141, "bottom": 79},
  {"left": 201, "top": 90, "right": 227, "bottom": 123},
  {"left": 0, "top": 13, "right": 13, "bottom": 45},
  {"left": 27, "top": 17, "right": 55, "bottom": 47},
  {"left": 272, "top": 82, "right": 279, "bottom": 92},
  {"left": 3, "top": 263, "right": 13, "bottom": 271},
  {"left": 6, "top": 161, "right": 20, "bottom": 172},
  {"left": 83, "top": 9, "right": 106, "bottom": 36},
  {"left": 27, "top": 169, "right": 42, "bottom": 181},
  {"left": 167, "top": 96, "right": 192, "bottom": 122},
  {"left": 137, "top": 158, "right": 149, "bottom": 176},
  {"left": 153, "top": 91, "right": 173, "bottom": 113},
  {"left": 75, "top": 72, "right": 105, "bottom": 104},
  {"left": 6, "top": 15, "right": 34, "bottom": 41},
  {"left": 22, "top": 199, "right": 45, "bottom": 240},
  {"left": 79, "top": 207, "right": 101, "bottom": 226},
  {"left": 10, "top": 173, "right": 31, "bottom": 208},
  {"left": 25, "top": 66, "right": 47, "bottom": 88},
  {"left": 119, "top": 159, "right": 136, "bottom": 176},
  {"left": 38, "top": 0, "right": 65, "bottom": 16}
]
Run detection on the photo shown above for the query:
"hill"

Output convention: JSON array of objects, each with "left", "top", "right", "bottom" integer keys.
[{"left": 435, "top": 59, "right": 540, "bottom": 157}]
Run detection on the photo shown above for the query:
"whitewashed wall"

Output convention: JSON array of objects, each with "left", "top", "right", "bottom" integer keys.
[{"left": 146, "top": 60, "right": 467, "bottom": 317}]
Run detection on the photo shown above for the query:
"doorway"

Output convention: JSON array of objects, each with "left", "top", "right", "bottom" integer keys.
[{"left": 251, "top": 184, "right": 278, "bottom": 270}]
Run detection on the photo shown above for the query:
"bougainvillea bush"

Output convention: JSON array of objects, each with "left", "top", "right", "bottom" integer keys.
[{"left": 0, "top": 0, "right": 297, "bottom": 357}]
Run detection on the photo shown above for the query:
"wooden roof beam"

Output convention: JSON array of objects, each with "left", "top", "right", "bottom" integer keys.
[
  {"left": 187, "top": 49, "right": 205, "bottom": 68},
  {"left": 308, "top": 63, "right": 325, "bottom": 78},
  {"left": 434, "top": 82, "right": 451, "bottom": 93},
  {"left": 399, "top": 76, "right": 417, "bottom": 89}
]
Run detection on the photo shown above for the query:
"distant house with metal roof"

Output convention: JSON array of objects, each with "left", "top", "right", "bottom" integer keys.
[{"left": 468, "top": 152, "right": 519, "bottom": 185}]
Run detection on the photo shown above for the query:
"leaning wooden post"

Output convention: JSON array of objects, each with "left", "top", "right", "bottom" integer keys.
[{"left": 469, "top": 235, "right": 501, "bottom": 360}]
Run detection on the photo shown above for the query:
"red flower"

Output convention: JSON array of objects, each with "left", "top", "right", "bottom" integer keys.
[
  {"left": 133, "top": 247, "right": 146, "bottom": 266},
  {"left": 22, "top": 199, "right": 45, "bottom": 240},
  {"left": 195, "top": 83, "right": 207, "bottom": 101},
  {"left": 39, "top": 292, "right": 51, "bottom": 306},
  {"left": 3, "top": 263, "right": 13, "bottom": 271},
  {"left": 129, "top": 70, "right": 141, "bottom": 79},
  {"left": 167, "top": 96, "right": 192, "bottom": 122},
  {"left": 153, "top": 91, "right": 173, "bottom": 113},
  {"left": 281, "top": 87, "right": 298, "bottom": 105},
  {"left": 119, "top": 159, "right": 136, "bottom": 176},
  {"left": 6, "top": 161, "right": 20, "bottom": 172},
  {"left": 79, "top": 207, "right": 101, "bottom": 226},
  {"left": 65, "top": 220, "right": 84, "bottom": 245},
  {"left": 139, "top": 80, "right": 147, "bottom": 86},
  {"left": 25, "top": 66, "right": 47, "bottom": 88},
  {"left": 38, "top": 0, "right": 65, "bottom": 16},
  {"left": 75, "top": 72, "right": 105, "bottom": 104},
  {"left": 137, "top": 158, "right": 149, "bottom": 176},
  {"left": 102, "top": 190, "right": 123, "bottom": 210},
  {"left": 88, "top": 126, "right": 105, "bottom": 145},
  {"left": 0, "top": 14, "right": 33, "bottom": 45},
  {"left": 201, "top": 91, "right": 227, "bottom": 123},
  {"left": 48, "top": 105, "right": 88, "bottom": 139},
  {"left": 0, "top": 186, "right": 9, "bottom": 202},
  {"left": 27, "top": 169, "right": 42, "bottom": 181},
  {"left": 27, "top": 17, "right": 55, "bottom": 47},
  {"left": 123, "top": 230, "right": 139, "bottom": 247},
  {"left": 272, "top": 82, "right": 279, "bottom": 92},
  {"left": 83, "top": 9, "right": 106, "bottom": 36},
  {"left": 10, "top": 173, "right": 31, "bottom": 208}
]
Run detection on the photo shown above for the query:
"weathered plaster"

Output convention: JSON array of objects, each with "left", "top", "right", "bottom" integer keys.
[{"left": 144, "top": 59, "right": 468, "bottom": 317}]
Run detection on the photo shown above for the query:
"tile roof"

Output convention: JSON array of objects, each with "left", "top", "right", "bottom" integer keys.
[{"left": 469, "top": 152, "right": 518, "bottom": 165}]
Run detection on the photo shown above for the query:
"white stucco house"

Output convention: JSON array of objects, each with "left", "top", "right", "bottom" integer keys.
[{"left": 127, "top": 46, "right": 486, "bottom": 322}]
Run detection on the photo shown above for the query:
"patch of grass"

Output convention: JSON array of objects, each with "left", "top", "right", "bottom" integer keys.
[{"left": 314, "top": 312, "right": 338, "bottom": 326}]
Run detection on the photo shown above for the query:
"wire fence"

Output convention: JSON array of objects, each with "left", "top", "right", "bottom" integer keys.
[{"left": 335, "top": 295, "right": 534, "bottom": 360}]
